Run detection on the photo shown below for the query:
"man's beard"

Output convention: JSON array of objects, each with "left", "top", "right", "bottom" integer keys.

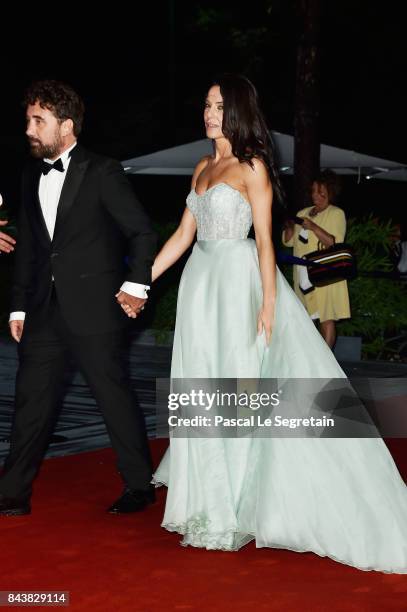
[{"left": 28, "top": 134, "right": 63, "bottom": 159}]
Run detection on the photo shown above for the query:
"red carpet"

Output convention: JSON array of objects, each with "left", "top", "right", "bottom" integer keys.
[{"left": 0, "top": 439, "right": 406, "bottom": 611}]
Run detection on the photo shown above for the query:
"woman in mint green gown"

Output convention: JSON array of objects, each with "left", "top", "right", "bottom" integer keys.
[{"left": 123, "top": 75, "right": 407, "bottom": 572}]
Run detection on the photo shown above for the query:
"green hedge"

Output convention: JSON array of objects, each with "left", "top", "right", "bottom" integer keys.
[{"left": 337, "top": 215, "right": 407, "bottom": 358}]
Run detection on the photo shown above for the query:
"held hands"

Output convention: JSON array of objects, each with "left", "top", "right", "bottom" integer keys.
[
  {"left": 257, "top": 302, "right": 275, "bottom": 346},
  {"left": 115, "top": 291, "right": 147, "bottom": 319},
  {"left": 10, "top": 293, "right": 144, "bottom": 344}
]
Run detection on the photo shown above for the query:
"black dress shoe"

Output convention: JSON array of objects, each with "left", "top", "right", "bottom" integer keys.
[
  {"left": 107, "top": 486, "right": 156, "bottom": 514},
  {"left": 0, "top": 496, "right": 31, "bottom": 517}
]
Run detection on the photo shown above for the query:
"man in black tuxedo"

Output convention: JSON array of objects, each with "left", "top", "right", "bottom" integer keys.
[{"left": 0, "top": 80, "right": 157, "bottom": 516}]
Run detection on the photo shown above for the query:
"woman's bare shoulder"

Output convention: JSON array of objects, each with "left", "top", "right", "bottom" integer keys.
[{"left": 241, "top": 157, "right": 270, "bottom": 188}]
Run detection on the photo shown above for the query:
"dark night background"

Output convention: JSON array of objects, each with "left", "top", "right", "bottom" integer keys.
[{"left": 0, "top": 1, "right": 406, "bottom": 226}]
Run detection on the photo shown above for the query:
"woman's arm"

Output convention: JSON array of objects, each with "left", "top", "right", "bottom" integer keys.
[
  {"left": 282, "top": 220, "right": 295, "bottom": 246},
  {"left": 152, "top": 208, "right": 196, "bottom": 281},
  {"left": 152, "top": 156, "right": 210, "bottom": 282},
  {"left": 302, "top": 217, "right": 335, "bottom": 247},
  {"left": 243, "top": 159, "right": 276, "bottom": 345}
]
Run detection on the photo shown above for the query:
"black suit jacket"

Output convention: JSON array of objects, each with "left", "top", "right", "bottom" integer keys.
[{"left": 11, "top": 144, "right": 157, "bottom": 335}]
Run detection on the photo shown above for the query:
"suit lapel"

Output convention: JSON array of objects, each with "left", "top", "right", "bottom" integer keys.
[
  {"left": 27, "top": 165, "right": 52, "bottom": 245},
  {"left": 52, "top": 145, "right": 89, "bottom": 245}
]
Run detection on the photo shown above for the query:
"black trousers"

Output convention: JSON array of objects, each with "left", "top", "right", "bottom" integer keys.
[{"left": 0, "top": 290, "right": 152, "bottom": 501}]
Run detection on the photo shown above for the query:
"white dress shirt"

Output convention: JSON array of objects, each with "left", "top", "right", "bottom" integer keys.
[{"left": 10, "top": 143, "right": 149, "bottom": 322}]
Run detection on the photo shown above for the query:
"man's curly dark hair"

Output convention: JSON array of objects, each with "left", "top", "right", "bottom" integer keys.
[{"left": 23, "top": 79, "right": 85, "bottom": 137}]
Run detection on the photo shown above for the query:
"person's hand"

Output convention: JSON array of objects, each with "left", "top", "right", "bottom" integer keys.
[
  {"left": 9, "top": 320, "right": 24, "bottom": 343},
  {"left": 302, "top": 217, "right": 317, "bottom": 231},
  {"left": 257, "top": 303, "right": 275, "bottom": 346},
  {"left": 284, "top": 218, "right": 295, "bottom": 230},
  {"left": 0, "top": 220, "right": 16, "bottom": 253},
  {"left": 115, "top": 291, "right": 147, "bottom": 319}
]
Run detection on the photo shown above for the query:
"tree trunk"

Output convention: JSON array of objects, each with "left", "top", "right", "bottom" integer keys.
[{"left": 294, "top": 0, "right": 321, "bottom": 210}]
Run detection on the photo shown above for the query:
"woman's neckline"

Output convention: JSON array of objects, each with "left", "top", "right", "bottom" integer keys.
[
  {"left": 308, "top": 204, "right": 332, "bottom": 217},
  {"left": 192, "top": 182, "right": 251, "bottom": 207}
]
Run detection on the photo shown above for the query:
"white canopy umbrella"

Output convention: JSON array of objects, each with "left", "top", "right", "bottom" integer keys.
[
  {"left": 368, "top": 168, "right": 407, "bottom": 181},
  {"left": 122, "top": 131, "right": 406, "bottom": 179}
]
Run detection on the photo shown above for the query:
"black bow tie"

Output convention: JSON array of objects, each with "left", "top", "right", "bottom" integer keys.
[{"left": 41, "top": 158, "right": 65, "bottom": 175}]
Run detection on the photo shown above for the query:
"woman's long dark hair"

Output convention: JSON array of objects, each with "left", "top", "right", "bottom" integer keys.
[{"left": 212, "top": 73, "right": 285, "bottom": 206}]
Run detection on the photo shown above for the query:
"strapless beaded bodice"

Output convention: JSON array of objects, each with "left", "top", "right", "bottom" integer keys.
[{"left": 186, "top": 183, "right": 252, "bottom": 240}]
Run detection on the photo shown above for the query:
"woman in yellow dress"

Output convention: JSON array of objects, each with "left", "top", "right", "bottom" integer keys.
[{"left": 282, "top": 170, "right": 350, "bottom": 348}]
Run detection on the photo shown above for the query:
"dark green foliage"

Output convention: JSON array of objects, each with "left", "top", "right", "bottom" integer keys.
[{"left": 337, "top": 216, "right": 407, "bottom": 358}]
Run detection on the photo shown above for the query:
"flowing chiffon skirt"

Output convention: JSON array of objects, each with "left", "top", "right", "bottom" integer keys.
[{"left": 153, "top": 239, "right": 407, "bottom": 573}]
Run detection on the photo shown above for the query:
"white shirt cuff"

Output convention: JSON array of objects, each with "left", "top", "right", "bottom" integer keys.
[
  {"left": 9, "top": 312, "right": 26, "bottom": 322},
  {"left": 120, "top": 282, "right": 150, "bottom": 299}
]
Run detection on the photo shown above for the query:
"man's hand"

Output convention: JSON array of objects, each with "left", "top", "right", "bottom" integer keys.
[
  {"left": 9, "top": 320, "right": 24, "bottom": 343},
  {"left": 0, "top": 220, "right": 16, "bottom": 253},
  {"left": 115, "top": 291, "right": 147, "bottom": 319}
]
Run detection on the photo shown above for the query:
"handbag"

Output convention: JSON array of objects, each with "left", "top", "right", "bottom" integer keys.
[{"left": 303, "top": 240, "right": 357, "bottom": 287}]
